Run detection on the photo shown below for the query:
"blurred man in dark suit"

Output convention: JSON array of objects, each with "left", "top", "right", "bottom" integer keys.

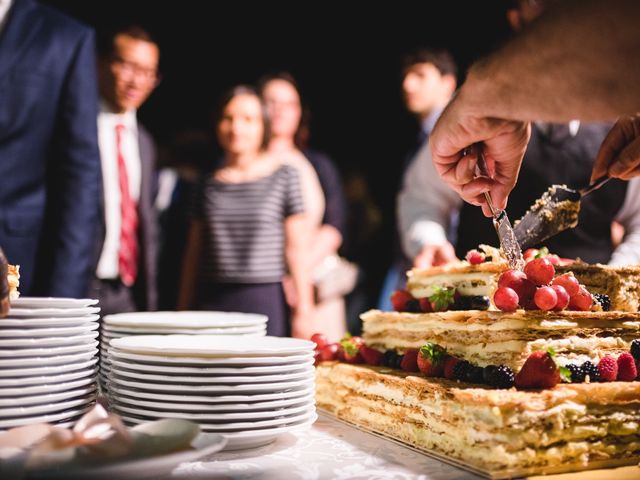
[
  {"left": 0, "top": 0, "right": 101, "bottom": 297},
  {"left": 91, "top": 25, "right": 159, "bottom": 315}
]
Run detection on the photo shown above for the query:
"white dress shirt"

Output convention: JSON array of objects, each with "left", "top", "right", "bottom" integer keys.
[
  {"left": 96, "top": 102, "right": 142, "bottom": 280},
  {"left": 0, "top": 0, "right": 13, "bottom": 34},
  {"left": 398, "top": 122, "right": 640, "bottom": 266}
]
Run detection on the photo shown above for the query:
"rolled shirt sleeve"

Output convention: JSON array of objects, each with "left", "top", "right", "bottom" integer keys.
[{"left": 397, "top": 142, "right": 463, "bottom": 259}]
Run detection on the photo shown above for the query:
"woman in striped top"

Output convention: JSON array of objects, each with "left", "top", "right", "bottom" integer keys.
[{"left": 178, "top": 86, "right": 313, "bottom": 337}]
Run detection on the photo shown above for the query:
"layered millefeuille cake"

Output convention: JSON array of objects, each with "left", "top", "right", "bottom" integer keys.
[{"left": 313, "top": 246, "right": 640, "bottom": 478}]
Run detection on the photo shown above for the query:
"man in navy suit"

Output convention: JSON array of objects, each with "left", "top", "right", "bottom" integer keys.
[
  {"left": 0, "top": 0, "right": 101, "bottom": 297},
  {"left": 90, "top": 25, "right": 159, "bottom": 315}
]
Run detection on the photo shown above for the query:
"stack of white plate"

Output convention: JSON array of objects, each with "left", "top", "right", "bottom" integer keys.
[
  {"left": 0, "top": 297, "right": 100, "bottom": 430},
  {"left": 99, "top": 312, "right": 268, "bottom": 388},
  {"left": 105, "top": 335, "right": 317, "bottom": 450}
]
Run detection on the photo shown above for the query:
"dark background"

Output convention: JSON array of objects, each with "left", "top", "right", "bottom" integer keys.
[{"left": 42, "top": 0, "right": 513, "bottom": 307}]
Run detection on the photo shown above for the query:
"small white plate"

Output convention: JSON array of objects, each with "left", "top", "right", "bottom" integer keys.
[
  {"left": 102, "top": 325, "right": 267, "bottom": 335},
  {"left": 103, "top": 311, "right": 267, "bottom": 329},
  {"left": 111, "top": 335, "right": 314, "bottom": 357},
  {"left": 0, "top": 394, "right": 96, "bottom": 418},
  {"left": 108, "top": 357, "right": 315, "bottom": 375},
  {"left": 0, "top": 332, "right": 99, "bottom": 348},
  {"left": 0, "top": 315, "right": 100, "bottom": 328},
  {"left": 11, "top": 297, "right": 99, "bottom": 309},
  {"left": 221, "top": 412, "right": 317, "bottom": 450},
  {"left": 107, "top": 383, "right": 315, "bottom": 404},
  {"left": 109, "top": 367, "right": 314, "bottom": 384},
  {"left": 0, "top": 350, "right": 96, "bottom": 368},
  {"left": 0, "top": 404, "right": 93, "bottom": 429},
  {"left": 6, "top": 306, "right": 101, "bottom": 318},
  {"left": 107, "top": 349, "right": 314, "bottom": 366},
  {"left": 0, "top": 341, "right": 99, "bottom": 358},
  {"left": 0, "top": 366, "right": 98, "bottom": 387},
  {"left": 28, "top": 431, "right": 227, "bottom": 480},
  {"left": 122, "top": 414, "right": 316, "bottom": 452},
  {"left": 0, "top": 373, "right": 96, "bottom": 397},
  {"left": 111, "top": 392, "right": 315, "bottom": 413},
  {"left": 111, "top": 401, "right": 313, "bottom": 421},
  {"left": 0, "top": 384, "right": 96, "bottom": 407},
  {"left": 0, "top": 358, "right": 98, "bottom": 378},
  {"left": 106, "top": 375, "right": 314, "bottom": 394},
  {"left": 121, "top": 408, "right": 315, "bottom": 432},
  {"left": 0, "top": 323, "right": 99, "bottom": 338}
]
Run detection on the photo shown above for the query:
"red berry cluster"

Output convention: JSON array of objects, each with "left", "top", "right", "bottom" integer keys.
[
  {"left": 494, "top": 258, "right": 592, "bottom": 312},
  {"left": 515, "top": 346, "right": 640, "bottom": 390},
  {"left": 311, "top": 333, "right": 383, "bottom": 367}
]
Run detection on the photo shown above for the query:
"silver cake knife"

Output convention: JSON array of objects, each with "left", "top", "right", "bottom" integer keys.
[{"left": 473, "top": 144, "right": 525, "bottom": 270}]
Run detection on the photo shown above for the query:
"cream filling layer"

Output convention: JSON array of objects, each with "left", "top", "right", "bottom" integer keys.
[{"left": 408, "top": 272, "right": 496, "bottom": 297}]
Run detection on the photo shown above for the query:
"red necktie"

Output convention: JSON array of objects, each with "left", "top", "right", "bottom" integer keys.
[{"left": 115, "top": 124, "right": 139, "bottom": 286}]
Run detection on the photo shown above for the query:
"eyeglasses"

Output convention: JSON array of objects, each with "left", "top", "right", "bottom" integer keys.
[{"left": 111, "top": 56, "right": 161, "bottom": 86}]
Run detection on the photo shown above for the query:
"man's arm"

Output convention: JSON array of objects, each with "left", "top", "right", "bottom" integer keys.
[
  {"left": 430, "top": 0, "right": 640, "bottom": 216},
  {"left": 466, "top": 0, "right": 640, "bottom": 122},
  {"left": 37, "top": 28, "right": 101, "bottom": 297},
  {"left": 397, "top": 144, "right": 461, "bottom": 267}
]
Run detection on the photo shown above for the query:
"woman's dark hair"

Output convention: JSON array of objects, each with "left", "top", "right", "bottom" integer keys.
[
  {"left": 257, "top": 72, "right": 311, "bottom": 150},
  {"left": 213, "top": 85, "right": 271, "bottom": 151}
]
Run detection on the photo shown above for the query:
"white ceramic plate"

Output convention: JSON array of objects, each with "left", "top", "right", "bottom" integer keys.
[
  {"left": 0, "top": 332, "right": 98, "bottom": 348},
  {"left": 111, "top": 392, "right": 315, "bottom": 413},
  {"left": 28, "top": 431, "right": 227, "bottom": 480},
  {"left": 106, "top": 375, "right": 314, "bottom": 394},
  {"left": 0, "top": 385, "right": 96, "bottom": 407},
  {"left": 0, "top": 394, "right": 96, "bottom": 418},
  {"left": 110, "top": 335, "right": 315, "bottom": 357},
  {"left": 107, "top": 383, "right": 315, "bottom": 404},
  {"left": 221, "top": 412, "right": 317, "bottom": 450},
  {"left": 102, "top": 324, "right": 267, "bottom": 335},
  {"left": 0, "top": 350, "right": 96, "bottom": 368},
  {"left": 6, "top": 306, "right": 101, "bottom": 318},
  {"left": 103, "top": 311, "right": 267, "bottom": 329},
  {"left": 107, "top": 349, "right": 314, "bottom": 366},
  {"left": 0, "top": 374, "right": 96, "bottom": 397},
  {"left": 0, "top": 366, "right": 98, "bottom": 387},
  {"left": 111, "top": 400, "right": 313, "bottom": 422},
  {"left": 0, "top": 341, "right": 99, "bottom": 358},
  {"left": 0, "top": 358, "right": 98, "bottom": 378},
  {"left": 125, "top": 415, "right": 317, "bottom": 452},
  {"left": 11, "top": 297, "right": 99, "bottom": 309},
  {"left": 108, "top": 357, "right": 314, "bottom": 375},
  {"left": 109, "top": 367, "right": 314, "bottom": 384},
  {"left": 121, "top": 409, "right": 316, "bottom": 432},
  {"left": 0, "top": 404, "right": 93, "bottom": 429},
  {"left": 0, "top": 323, "right": 99, "bottom": 338},
  {"left": 0, "top": 315, "right": 100, "bottom": 328}
]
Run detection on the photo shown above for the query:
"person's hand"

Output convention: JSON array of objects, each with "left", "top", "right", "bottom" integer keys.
[
  {"left": 592, "top": 114, "right": 640, "bottom": 181},
  {"left": 413, "top": 242, "right": 458, "bottom": 269},
  {"left": 429, "top": 89, "right": 531, "bottom": 217},
  {"left": 0, "top": 248, "right": 9, "bottom": 318}
]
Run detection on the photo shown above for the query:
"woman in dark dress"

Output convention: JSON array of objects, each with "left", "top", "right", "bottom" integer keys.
[{"left": 177, "top": 86, "right": 313, "bottom": 337}]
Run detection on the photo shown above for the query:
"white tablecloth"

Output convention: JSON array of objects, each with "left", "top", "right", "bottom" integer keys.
[{"left": 172, "top": 412, "right": 480, "bottom": 479}]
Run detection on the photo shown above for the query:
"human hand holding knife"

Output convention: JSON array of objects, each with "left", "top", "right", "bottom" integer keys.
[{"left": 472, "top": 144, "right": 525, "bottom": 270}]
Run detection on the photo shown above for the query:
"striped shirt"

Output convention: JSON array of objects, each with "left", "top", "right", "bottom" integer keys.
[{"left": 191, "top": 164, "right": 305, "bottom": 283}]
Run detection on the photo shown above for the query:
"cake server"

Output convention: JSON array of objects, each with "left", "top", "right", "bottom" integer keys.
[
  {"left": 473, "top": 145, "right": 525, "bottom": 270},
  {"left": 513, "top": 176, "right": 610, "bottom": 250}
]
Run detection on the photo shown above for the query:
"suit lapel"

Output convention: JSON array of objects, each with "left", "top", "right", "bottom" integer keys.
[{"left": 0, "top": 0, "right": 43, "bottom": 79}]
